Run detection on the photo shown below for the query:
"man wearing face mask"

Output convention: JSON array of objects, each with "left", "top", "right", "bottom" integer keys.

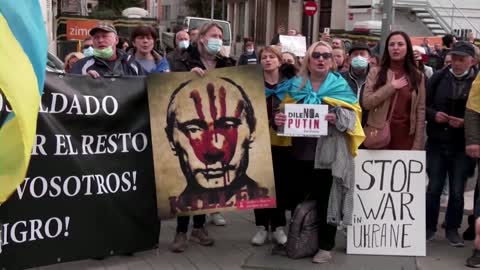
[
  {"left": 167, "top": 29, "right": 191, "bottom": 71},
  {"left": 341, "top": 42, "right": 371, "bottom": 126},
  {"left": 237, "top": 38, "right": 257, "bottom": 65},
  {"left": 425, "top": 41, "right": 478, "bottom": 247},
  {"left": 71, "top": 21, "right": 145, "bottom": 78}
]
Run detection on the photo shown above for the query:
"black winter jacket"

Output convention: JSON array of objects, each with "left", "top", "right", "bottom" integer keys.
[
  {"left": 426, "top": 66, "right": 477, "bottom": 147},
  {"left": 169, "top": 45, "right": 236, "bottom": 72},
  {"left": 71, "top": 49, "right": 145, "bottom": 77}
]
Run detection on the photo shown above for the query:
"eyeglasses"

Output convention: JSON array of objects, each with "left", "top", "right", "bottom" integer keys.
[
  {"left": 311, "top": 52, "right": 332, "bottom": 60},
  {"left": 83, "top": 45, "right": 92, "bottom": 49}
]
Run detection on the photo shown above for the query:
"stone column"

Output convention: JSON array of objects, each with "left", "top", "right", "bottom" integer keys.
[
  {"left": 244, "top": 0, "right": 250, "bottom": 38},
  {"left": 265, "top": 0, "right": 275, "bottom": 45},
  {"left": 233, "top": 1, "right": 239, "bottom": 55},
  {"left": 312, "top": 0, "right": 320, "bottom": 42},
  {"left": 331, "top": 0, "right": 347, "bottom": 30},
  {"left": 288, "top": 0, "right": 303, "bottom": 34}
]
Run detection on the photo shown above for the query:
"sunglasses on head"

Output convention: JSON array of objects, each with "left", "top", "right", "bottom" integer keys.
[{"left": 311, "top": 52, "right": 332, "bottom": 59}]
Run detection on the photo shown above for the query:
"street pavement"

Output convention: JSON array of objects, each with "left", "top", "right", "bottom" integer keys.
[
  {"left": 28, "top": 170, "right": 479, "bottom": 270},
  {"left": 26, "top": 212, "right": 474, "bottom": 270}
]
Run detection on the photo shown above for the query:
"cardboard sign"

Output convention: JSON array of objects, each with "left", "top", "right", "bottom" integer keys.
[
  {"left": 279, "top": 35, "right": 307, "bottom": 57},
  {"left": 279, "top": 104, "right": 328, "bottom": 137},
  {"left": 347, "top": 150, "right": 426, "bottom": 257},
  {"left": 66, "top": 19, "right": 99, "bottom": 40}
]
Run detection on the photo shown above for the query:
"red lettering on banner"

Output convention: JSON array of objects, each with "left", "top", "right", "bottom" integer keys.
[{"left": 168, "top": 187, "right": 270, "bottom": 214}]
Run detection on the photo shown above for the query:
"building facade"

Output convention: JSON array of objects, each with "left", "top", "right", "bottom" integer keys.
[{"left": 226, "top": 0, "right": 337, "bottom": 56}]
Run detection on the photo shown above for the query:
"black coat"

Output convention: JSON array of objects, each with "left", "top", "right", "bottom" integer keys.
[
  {"left": 237, "top": 52, "right": 258, "bottom": 65},
  {"left": 169, "top": 45, "right": 236, "bottom": 72},
  {"left": 70, "top": 49, "right": 145, "bottom": 77},
  {"left": 426, "top": 66, "right": 477, "bottom": 148}
]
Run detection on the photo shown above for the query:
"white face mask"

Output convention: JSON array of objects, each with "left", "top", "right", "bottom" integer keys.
[
  {"left": 178, "top": 40, "right": 190, "bottom": 50},
  {"left": 246, "top": 48, "right": 254, "bottom": 54},
  {"left": 449, "top": 68, "right": 469, "bottom": 78},
  {"left": 351, "top": 56, "right": 369, "bottom": 69}
]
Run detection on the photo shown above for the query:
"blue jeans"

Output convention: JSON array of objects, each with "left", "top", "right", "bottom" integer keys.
[{"left": 426, "top": 142, "right": 476, "bottom": 231}]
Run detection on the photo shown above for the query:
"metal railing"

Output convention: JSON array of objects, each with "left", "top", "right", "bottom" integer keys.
[
  {"left": 429, "top": 0, "right": 480, "bottom": 38},
  {"left": 393, "top": 0, "right": 480, "bottom": 38}
]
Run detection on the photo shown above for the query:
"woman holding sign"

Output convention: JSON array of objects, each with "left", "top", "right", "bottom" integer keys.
[
  {"left": 361, "top": 31, "right": 426, "bottom": 150},
  {"left": 250, "top": 46, "right": 296, "bottom": 246},
  {"left": 169, "top": 22, "right": 236, "bottom": 253},
  {"left": 275, "top": 41, "right": 364, "bottom": 263}
]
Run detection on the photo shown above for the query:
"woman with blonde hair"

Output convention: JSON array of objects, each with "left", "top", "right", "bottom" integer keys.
[
  {"left": 168, "top": 21, "right": 236, "bottom": 253},
  {"left": 64, "top": 52, "right": 84, "bottom": 73},
  {"left": 275, "top": 41, "right": 364, "bottom": 263}
]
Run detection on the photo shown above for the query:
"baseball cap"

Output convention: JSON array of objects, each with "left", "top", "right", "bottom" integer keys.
[
  {"left": 89, "top": 21, "right": 117, "bottom": 36},
  {"left": 449, "top": 41, "right": 475, "bottom": 57},
  {"left": 349, "top": 42, "right": 371, "bottom": 55}
]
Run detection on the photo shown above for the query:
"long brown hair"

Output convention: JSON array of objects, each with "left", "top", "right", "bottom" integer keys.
[{"left": 374, "top": 31, "right": 421, "bottom": 92}]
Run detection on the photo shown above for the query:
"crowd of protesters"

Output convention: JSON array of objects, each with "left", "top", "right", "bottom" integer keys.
[{"left": 63, "top": 21, "right": 480, "bottom": 267}]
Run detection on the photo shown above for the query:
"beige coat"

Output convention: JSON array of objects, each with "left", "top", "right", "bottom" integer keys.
[{"left": 362, "top": 67, "right": 426, "bottom": 150}]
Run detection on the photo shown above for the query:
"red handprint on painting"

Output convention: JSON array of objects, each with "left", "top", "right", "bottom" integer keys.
[{"left": 165, "top": 77, "right": 269, "bottom": 211}]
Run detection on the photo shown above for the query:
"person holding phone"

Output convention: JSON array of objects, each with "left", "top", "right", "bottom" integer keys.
[{"left": 413, "top": 46, "right": 433, "bottom": 79}]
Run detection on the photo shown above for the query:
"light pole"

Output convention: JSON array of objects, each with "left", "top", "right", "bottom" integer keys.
[
  {"left": 211, "top": 0, "right": 215, "bottom": 19},
  {"left": 379, "top": 0, "right": 393, "bottom": 56}
]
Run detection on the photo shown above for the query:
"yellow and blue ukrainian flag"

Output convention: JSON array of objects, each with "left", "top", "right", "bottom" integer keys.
[
  {"left": 467, "top": 74, "right": 480, "bottom": 114},
  {"left": 0, "top": 1, "right": 47, "bottom": 203}
]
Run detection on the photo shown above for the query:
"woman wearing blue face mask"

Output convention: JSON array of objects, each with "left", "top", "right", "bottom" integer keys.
[
  {"left": 168, "top": 21, "right": 236, "bottom": 254},
  {"left": 170, "top": 22, "right": 235, "bottom": 77}
]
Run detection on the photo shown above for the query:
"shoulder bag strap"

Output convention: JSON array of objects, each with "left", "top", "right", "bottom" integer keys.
[{"left": 386, "top": 92, "right": 399, "bottom": 122}]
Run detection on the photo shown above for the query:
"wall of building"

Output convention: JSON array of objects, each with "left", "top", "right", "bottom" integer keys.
[
  {"left": 331, "top": 0, "right": 346, "bottom": 30},
  {"left": 158, "top": 0, "right": 189, "bottom": 29},
  {"left": 393, "top": 9, "right": 433, "bottom": 36},
  {"left": 145, "top": 0, "right": 162, "bottom": 19},
  {"left": 287, "top": 0, "right": 303, "bottom": 34}
]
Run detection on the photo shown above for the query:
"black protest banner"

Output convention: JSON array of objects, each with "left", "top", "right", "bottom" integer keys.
[
  {"left": 347, "top": 150, "right": 426, "bottom": 256},
  {"left": 0, "top": 73, "right": 160, "bottom": 269}
]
